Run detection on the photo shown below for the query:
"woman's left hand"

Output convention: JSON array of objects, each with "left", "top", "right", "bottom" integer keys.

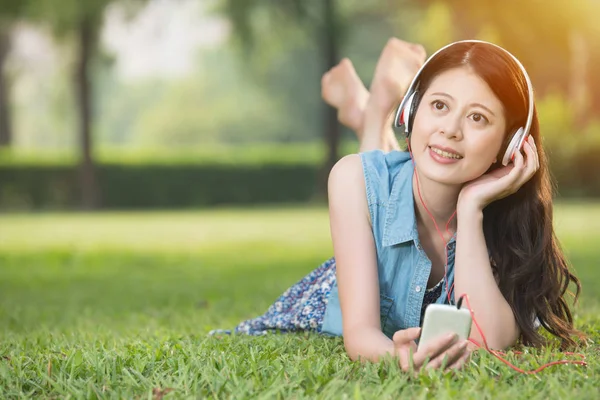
[{"left": 458, "top": 136, "right": 539, "bottom": 213}]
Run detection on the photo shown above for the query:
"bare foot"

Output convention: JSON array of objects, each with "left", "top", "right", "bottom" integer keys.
[
  {"left": 321, "top": 58, "right": 369, "bottom": 135},
  {"left": 369, "top": 38, "right": 426, "bottom": 110},
  {"left": 362, "top": 38, "right": 426, "bottom": 152}
]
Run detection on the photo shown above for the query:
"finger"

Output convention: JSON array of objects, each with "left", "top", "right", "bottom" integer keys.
[
  {"left": 487, "top": 151, "right": 522, "bottom": 196},
  {"left": 446, "top": 347, "right": 472, "bottom": 371},
  {"left": 397, "top": 347, "right": 412, "bottom": 372},
  {"left": 525, "top": 136, "right": 538, "bottom": 170},
  {"left": 412, "top": 333, "right": 458, "bottom": 367},
  {"left": 528, "top": 136, "right": 540, "bottom": 170},
  {"left": 409, "top": 341, "right": 417, "bottom": 354},
  {"left": 506, "top": 146, "right": 534, "bottom": 194},
  {"left": 513, "top": 143, "right": 526, "bottom": 171},
  {"left": 425, "top": 340, "right": 469, "bottom": 370},
  {"left": 502, "top": 145, "right": 526, "bottom": 188},
  {"left": 519, "top": 140, "right": 538, "bottom": 184},
  {"left": 393, "top": 327, "right": 421, "bottom": 344}
]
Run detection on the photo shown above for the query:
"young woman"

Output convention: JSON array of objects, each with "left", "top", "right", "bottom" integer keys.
[{"left": 210, "top": 39, "right": 582, "bottom": 372}]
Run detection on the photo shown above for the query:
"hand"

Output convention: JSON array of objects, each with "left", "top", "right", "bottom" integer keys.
[
  {"left": 392, "top": 327, "right": 471, "bottom": 373},
  {"left": 458, "top": 136, "right": 540, "bottom": 213}
]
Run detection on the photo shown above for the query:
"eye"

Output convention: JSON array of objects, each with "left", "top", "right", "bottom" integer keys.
[
  {"left": 470, "top": 113, "right": 489, "bottom": 124},
  {"left": 432, "top": 100, "right": 448, "bottom": 111}
]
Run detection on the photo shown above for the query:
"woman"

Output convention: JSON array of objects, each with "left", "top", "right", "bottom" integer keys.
[{"left": 211, "top": 39, "right": 582, "bottom": 373}]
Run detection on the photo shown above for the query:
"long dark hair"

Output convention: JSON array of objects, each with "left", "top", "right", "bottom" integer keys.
[{"left": 416, "top": 42, "right": 583, "bottom": 349}]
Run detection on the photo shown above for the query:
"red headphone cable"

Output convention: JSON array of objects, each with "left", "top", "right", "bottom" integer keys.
[{"left": 405, "top": 139, "right": 587, "bottom": 373}]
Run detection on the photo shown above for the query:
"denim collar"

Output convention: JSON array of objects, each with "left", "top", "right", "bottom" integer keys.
[{"left": 381, "top": 158, "right": 419, "bottom": 247}]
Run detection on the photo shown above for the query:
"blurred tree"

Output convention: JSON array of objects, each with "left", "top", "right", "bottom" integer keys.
[
  {"left": 130, "top": 49, "right": 290, "bottom": 147},
  {"left": 219, "top": 0, "right": 410, "bottom": 193},
  {"left": 0, "top": 0, "right": 30, "bottom": 147},
  {"left": 219, "top": 0, "right": 345, "bottom": 190},
  {"left": 26, "top": 0, "right": 146, "bottom": 209}
]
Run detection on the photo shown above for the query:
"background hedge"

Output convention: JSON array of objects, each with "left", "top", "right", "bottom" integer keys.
[{"left": 1, "top": 145, "right": 598, "bottom": 210}]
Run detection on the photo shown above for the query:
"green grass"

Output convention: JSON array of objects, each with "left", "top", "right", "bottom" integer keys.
[{"left": 0, "top": 202, "right": 599, "bottom": 399}]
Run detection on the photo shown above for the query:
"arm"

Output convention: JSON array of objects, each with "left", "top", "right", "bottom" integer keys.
[
  {"left": 454, "top": 136, "right": 541, "bottom": 350},
  {"left": 454, "top": 206, "right": 519, "bottom": 349},
  {"left": 329, "top": 154, "right": 471, "bottom": 369},
  {"left": 327, "top": 154, "right": 396, "bottom": 361}
]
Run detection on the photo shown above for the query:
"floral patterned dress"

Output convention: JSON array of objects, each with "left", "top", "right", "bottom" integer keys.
[{"left": 209, "top": 256, "right": 443, "bottom": 336}]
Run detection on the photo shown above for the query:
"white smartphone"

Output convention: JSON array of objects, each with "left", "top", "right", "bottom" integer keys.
[{"left": 417, "top": 304, "right": 472, "bottom": 351}]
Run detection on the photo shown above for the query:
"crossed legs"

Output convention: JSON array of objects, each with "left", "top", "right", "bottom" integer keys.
[{"left": 321, "top": 39, "right": 425, "bottom": 153}]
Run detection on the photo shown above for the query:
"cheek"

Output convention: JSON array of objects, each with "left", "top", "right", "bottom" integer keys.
[
  {"left": 467, "top": 132, "right": 504, "bottom": 165},
  {"left": 408, "top": 117, "right": 431, "bottom": 149}
]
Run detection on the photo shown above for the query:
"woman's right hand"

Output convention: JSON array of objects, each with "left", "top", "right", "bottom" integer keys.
[{"left": 393, "top": 327, "right": 471, "bottom": 373}]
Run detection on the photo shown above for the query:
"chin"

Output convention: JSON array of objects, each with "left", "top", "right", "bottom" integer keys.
[
  {"left": 422, "top": 170, "right": 466, "bottom": 186},
  {"left": 412, "top": 154, "right": 466, "bottom": 186}
]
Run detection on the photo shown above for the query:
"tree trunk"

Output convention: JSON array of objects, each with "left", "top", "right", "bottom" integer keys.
[
  {"left": 320, "top": 0, "right": 340, "bottom": 196},
  {"left": 75, "top": 16, "right": 100, "bottom": 209},
  {"left": 0, "top": 23, "right": 12, "bottom": 148}
]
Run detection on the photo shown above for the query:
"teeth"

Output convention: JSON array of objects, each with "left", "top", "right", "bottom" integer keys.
[{"left": 430, "top": 147, "right": 462, "bottom": 159}]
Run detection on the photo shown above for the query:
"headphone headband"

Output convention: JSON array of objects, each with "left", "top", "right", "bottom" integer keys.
[{"left": 394, "top": 40, "right": 534, "bottom": 140}]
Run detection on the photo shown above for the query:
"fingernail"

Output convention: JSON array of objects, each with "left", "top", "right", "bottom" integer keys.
[
  {"left": 446, "top": 333, "right": 458, "bottom": 341},
  {"left": 459, "top": 340, "right": 468, "bottom": 349}
]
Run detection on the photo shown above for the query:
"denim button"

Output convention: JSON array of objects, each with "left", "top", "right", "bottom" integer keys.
[{"left": 415, "top": 285, "right": 422, "bottom": 293}]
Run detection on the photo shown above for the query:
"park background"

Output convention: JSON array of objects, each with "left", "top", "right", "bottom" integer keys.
[{"left": 0, "top": 0, "right": 599, "bottom": 398}]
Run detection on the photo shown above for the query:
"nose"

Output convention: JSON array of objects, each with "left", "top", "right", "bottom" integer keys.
[{"left": 440, "top": 114, "right": 463, "bottom": 140}]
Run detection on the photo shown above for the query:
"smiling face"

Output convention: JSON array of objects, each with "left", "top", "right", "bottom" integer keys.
[{"left": 409, "top": 66, "right": 507, "bottom": 185}]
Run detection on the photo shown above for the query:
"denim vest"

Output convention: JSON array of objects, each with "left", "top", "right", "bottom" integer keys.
[{"left": 321, "top": 150, "right": 456, "bottom": 339}]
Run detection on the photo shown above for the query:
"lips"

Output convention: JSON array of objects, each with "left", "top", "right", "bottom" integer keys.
[{"left": 428, "top": 145, "right": 463, "bottom": 159}]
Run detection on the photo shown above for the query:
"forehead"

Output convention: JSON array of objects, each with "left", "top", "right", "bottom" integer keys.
[{"left": 423, "top": 66, "right": 503, "bottom": 110}]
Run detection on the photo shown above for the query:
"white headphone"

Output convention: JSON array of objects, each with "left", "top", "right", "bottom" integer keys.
[{"left": 393, "top": 40, "right": 534, "bottom": 166}]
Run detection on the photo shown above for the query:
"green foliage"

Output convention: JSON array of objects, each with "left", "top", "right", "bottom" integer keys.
[
  {"left": 14, "top": 1, "right": 600, "bottom": 154},
  {"left": 535, "top": 93, "right": 600, "bottom": 197},
  {"left": 0, "top": 140, "right": 352, "bottom": 166},
  {"left": 12, "top": 57, "right": 78, "bottom": 150},
  {"left": 131, "top": 50, "right": 292, "bottom": 146},
  {"left": 25, "top": 0, "right": 145, "bottom": 35},
  {"left": 0, "top": 163, "right": 321, "bottom": 210},
  {"left": 0, "top": 136, "right": 599, "bottom": 210},
  {"left": 414, "top": 1, "right": 455, "bottom": 50},
  {"left": 0, "top": 205, "right": 598, "bottom": 397},
  {"left": 218, "top": 0, "right": 314, "bottom": 51},
  {"left": 0, "top": 0, "right": 29, "bottom": 20}
]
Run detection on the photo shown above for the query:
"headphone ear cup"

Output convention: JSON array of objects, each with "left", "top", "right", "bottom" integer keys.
[
  {"left": 394, "top": 93, "right": 412, "bottom": 129},
  {"left": 400, "top": 92, "right": 418, "bottom": 136},
  {"left": 394, "top": 92, "right": 416, "bottom": 135},
  {"left": 502, "top": 127, "right": 525, "bottom": 166},
  {"left": 406, "top": 91, "right": 420, "bottom": 136}
]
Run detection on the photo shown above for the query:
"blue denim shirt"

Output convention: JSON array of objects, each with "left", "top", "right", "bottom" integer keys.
[{"left": 321, "top": 150, "right": 456, "bottom": 339}]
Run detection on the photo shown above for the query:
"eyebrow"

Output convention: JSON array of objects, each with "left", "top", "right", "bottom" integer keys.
[{"left": 430, "top": 92, "right": 496, "bottom": 117}]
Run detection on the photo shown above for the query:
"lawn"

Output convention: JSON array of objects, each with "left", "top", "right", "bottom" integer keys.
[{"left": 0, "top": 202, "right": 599, "bottom": 399}]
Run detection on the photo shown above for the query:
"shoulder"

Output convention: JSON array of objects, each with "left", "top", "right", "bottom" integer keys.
[
  {"left": 328, "top": 154, "right": 365, "bottom": 201},
  {"left": 359, "top": 150, "right": 413, "bottom": 204},
  {"left": 359, "top": 150, "right": 412, "bottom": 184},
  {"left": 327, "top": 150, "right": 410, "bottom": 193},
  {"left": 328, "top": 154, "right": 370, "bottom": 224},
  {"left": 329, "top": 150, "right": 411, "bottom": 178},
  {"left": 328, "top": 150, "right": 413, "bottom": 224}
]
